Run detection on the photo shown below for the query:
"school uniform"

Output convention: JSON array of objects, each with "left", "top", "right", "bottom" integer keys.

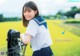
[{"left": 26, "top": 16, "right": 53, "bottom": 56}]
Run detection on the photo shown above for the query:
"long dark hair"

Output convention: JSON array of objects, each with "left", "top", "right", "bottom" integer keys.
[{"left": 22, "top": 1, "right": 39, "bottom": 27}]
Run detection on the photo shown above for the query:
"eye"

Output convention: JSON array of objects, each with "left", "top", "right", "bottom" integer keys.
[
  {"left": 23, "top": 10, "right": 26, "bottom": 13},
  {"left": 23, "top": 10, "right": 31, "bottom": 13},
  {"left": 23, "top": 9, "right": 27, "bottom": 13}
]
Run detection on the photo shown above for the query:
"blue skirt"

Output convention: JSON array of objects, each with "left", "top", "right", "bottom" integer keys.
[{"left": 32, "top": 46, "right": 53, "bottom": 56}]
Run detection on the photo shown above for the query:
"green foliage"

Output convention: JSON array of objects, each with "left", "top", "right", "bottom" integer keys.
[
  {"left": 55, "top": 6, "right": 80, "bottom": 19},
  {"left": 65, "top": 20, "right": 80, "bottom": 23},
  {"left": 0, "top": 16, "right": 21, "bottom": 22},
  {"left": 0, "top": 14, "right": 3, "bottom": 22},
  {"left": 63, "top": 19, "right": 80, "bottom": 36}
]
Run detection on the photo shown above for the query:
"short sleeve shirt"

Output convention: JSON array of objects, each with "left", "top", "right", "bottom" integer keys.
[{"left": 26, "top": 16, "right": 53, "bottom": 51}]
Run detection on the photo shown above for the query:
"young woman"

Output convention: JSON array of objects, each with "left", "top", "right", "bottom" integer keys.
[{"left": 20, "top": 1, "right": 53, "bottom": 56}]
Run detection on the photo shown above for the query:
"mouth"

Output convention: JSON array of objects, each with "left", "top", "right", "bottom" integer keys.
[
  {"left": 25, "top": 16, "right": 31, "bottom": 20},
  {"left": 26, "top": 16, "right": 31, "bottom": 18}
]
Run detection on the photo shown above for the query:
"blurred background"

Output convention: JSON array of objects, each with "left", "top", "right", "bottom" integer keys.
[{"left": 0, "top": 0, "right": 80, "bottom": 56}]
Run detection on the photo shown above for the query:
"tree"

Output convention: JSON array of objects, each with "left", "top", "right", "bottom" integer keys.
[{"left": 0, "top": 14, "right": 3, "bottom": 22}]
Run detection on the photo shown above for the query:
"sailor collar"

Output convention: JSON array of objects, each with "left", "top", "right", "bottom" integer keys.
[{"left": 33, "top": 16, "right": 47, "bottom": 29}]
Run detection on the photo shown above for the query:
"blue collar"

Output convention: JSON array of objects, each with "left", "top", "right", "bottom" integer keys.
[{"left": 33, "top": 16, "right": 47, "bottom": 29}]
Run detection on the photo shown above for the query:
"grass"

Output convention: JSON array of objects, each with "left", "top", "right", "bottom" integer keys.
[
  {"left": 64, "top": 20, "right": 80, "bottom": 36},
  {"left": 47, "top": 20, "right": 80, "bottom": 56},
  {"left": 62, "top": 24, "right": 80, "bottom": 36},
  {"left": 52, "top": 19, "right": 80, "bottom": 37},
  {"left": 64, "top": 19, "right": 80, "bottom": 23},
  {"left": 0, "top": 20, "right": 80, "bottom": 56}
]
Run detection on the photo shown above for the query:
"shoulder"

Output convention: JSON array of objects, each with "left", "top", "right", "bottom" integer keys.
[
  {"left": 28, "top": 19, "right": 38, "bottom": 27},
  {"left": 33, "top": 16, "right": 46, "bottom": 25},
  {"left": 33, "top": 16, "right": 45, "bottom": 22},
  {"left": 32, "top": 16, "right": 47, "bottom": 29}
]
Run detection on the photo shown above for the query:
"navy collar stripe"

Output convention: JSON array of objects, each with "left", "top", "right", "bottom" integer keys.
[{"left": 33, "top": 16, "right": 47, "bottom": 29}]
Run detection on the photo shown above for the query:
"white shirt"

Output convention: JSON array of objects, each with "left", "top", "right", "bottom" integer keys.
[{"left": 26, "top": 18, "right": 53, "bottom": 51}]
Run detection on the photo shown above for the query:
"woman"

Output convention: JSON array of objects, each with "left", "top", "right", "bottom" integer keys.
[{"left": 20, "top": 1, "right": 53, "bottom": 56}]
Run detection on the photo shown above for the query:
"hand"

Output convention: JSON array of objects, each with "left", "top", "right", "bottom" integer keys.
[{"left": 20, "top": 33, "right": 32, "bottom": 44}]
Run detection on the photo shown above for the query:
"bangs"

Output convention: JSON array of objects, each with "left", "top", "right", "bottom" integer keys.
[{"left": 23, "top": 6, "right": 32, "bottom": 12}]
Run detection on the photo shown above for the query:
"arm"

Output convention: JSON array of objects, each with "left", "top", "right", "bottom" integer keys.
[
  {"left": 20, "top": 33, "right": 32, "bottom": 44},
  {"left": 20, "top": 20, "right": 38, "bottom": 44}
]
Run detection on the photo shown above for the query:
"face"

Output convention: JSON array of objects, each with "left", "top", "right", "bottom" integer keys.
[{"left": 23, "top": 7, "right": 37, "bottom": 20}]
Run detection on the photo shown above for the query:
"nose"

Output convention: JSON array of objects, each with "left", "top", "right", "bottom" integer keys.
[{"left": 24, "top": 12, "right": 29, "bottom": 16}]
